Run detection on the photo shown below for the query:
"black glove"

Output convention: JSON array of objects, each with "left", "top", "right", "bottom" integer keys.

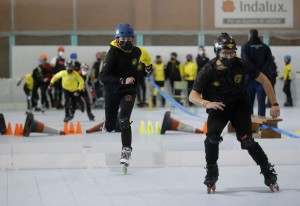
[{"left": 145, "top": 64, "right": 153, "bottom": 74}]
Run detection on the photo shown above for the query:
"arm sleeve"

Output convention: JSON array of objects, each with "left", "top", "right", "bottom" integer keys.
[
  {"left": 50, "top": 71, "right": 63, "bottom": 84},
  {"left": 139, "top": 47, "right": 152, "bottom": 66},
  {"left": 75, "top": 72, "right": 85, "bottom": 90},
  {"left": 99, "top": 48, "right": 121, "bottom": 86}
]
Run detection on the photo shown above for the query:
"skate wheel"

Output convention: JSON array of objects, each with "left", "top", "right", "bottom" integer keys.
[
  {"left": 207, "top": 185, "right": 216, "bottom": 194},
  {"left": 121, "top": 163, "right": 128, "bottom": 175}
]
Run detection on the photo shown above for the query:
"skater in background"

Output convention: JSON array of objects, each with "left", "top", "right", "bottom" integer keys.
[
  {"left": 100, "top": 23, "right": 152, "bottom": 173},
  {"left": 50, "top": 46, "right": 66, "bottom": 109},
  {"left": 49, "top": 60, "right": 85, "bottom": 122},
  {"left": 91, "top": 51, "right": 106, "bottom": 107},
  {"left": 78, "top": 63, "right": 95, "bottom": 120},
  {"left": 189, "top": 33, "right": 280, "bottom": 193},
  {"left": 17, "top": 73, "right": 34, "bottom": 114},
  {"left": 280, "top": 55, "right": 294, "bottom": 107}
]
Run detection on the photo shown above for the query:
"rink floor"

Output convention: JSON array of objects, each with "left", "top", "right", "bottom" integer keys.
[{"left": 0, "top": 105, "right": 300, "bottom": 206}]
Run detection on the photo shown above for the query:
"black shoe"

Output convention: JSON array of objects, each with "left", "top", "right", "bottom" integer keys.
[
  {"left": 63, "top": 116, "right": 74, "bottom": 122},
  {"left": 284, "top": 102, "right": 293, "bottom": 107},
  {"left": 88, "top": 113, "right": 95, "bottom": 121},
  {"left": 35, "top": 107, "right": 42, "bottom": 112}
]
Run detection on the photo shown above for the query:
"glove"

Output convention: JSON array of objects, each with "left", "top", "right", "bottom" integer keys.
[
  {"left": 48, "top": 83, "right": 53, "bottom": 90},
  {"left": 145, "top": 64, "right": 153, "bottom": 74}
]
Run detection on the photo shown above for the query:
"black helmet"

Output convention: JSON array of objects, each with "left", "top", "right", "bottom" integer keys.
[
  {"left": 65, "top": 60, "right": 75, "bottom": 67},
  {"left": 214, "top": 33, "right": 237, "bottom": 54}
]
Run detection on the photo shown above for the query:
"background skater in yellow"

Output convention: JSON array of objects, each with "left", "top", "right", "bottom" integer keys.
[{"left": 49, "top": 60, "right": 85, "bottom": 122}]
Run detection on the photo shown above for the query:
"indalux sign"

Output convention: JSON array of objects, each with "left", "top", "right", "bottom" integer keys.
[{"left": 215, "top": 0, "right": 293, "bottom": 28}]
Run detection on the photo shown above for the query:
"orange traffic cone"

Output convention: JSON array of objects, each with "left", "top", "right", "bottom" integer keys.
[
  {"left": 18, "top": 123, "right": 24, "bottom": 136},
  {"left": 63, "top": 122, "right": 69, "bottom": 134},
  {"left": 76, "top": 121, "right": 83, "bottom": 134},
  {"left": 69, "top": 122, "right": 75, "bottom": 134},
  {"left": 23, "top": 114, "right": 66, "bottom": 136},
  {"left": 160, "top": 111, "right": 203, "bottom": 134},
  {"left": 14, "top": 123, "right": 20, "bottom": 136},
  {"left": 0, "top": 113, "right": 7, "bottom": 135},
  {"left": 6, "top": 122, "right": 13, "bottom": 135},
  {"left": 203, "top": 121, "right": 208, "bottom": 134}
]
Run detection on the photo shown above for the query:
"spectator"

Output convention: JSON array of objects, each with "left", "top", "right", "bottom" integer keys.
[
  {"left": 281, "top": 55, "right": 294, "bottom": 107},
  {"left": 241, "top": 29, "right": 273, "bottom": 116},
  {"left": 196, "top": 45, "right": 209, "bottom": 73},
  {"left": 152, "top": 55, "right": 166, "bottom": 107},
  {"left": 183, "top": 54, "right": 197, "bottom": 106}
]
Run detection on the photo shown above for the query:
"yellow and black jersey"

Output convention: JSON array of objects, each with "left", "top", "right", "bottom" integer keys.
[
  {"left": 25, "top": 73, "right": 34, "bottom": 91},
  {"left": 50, "top": 70, "right": 85, "bottom": 92},
  {"left": 153, "top": 63, "right": 165, "bottom": 81},
  {"left": 100, "top": 39, "right": 152, "bottom": 94}
]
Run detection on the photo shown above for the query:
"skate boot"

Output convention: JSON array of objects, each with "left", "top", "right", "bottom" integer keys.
[
  {"left": 119, "top": 147, "right": 132, "bottom": 175},
  {"left": 88, "top": 112, "right": 95, "bottom": 121},
  {"left": 63, "top": 113, "right": 74, "bottom": 122},
  {"left": 260, "top": 162, "right": 279, "bottom": 192},
  {"left": 204, "top": 163, "right": 219, "bottom": 194}
]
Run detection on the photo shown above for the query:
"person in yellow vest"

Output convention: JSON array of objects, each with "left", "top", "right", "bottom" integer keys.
[
  {"left": 17, "top": 73, "right": 34, "bottom": 114},
  {"left": 281, "top": 55, "right": 293, "bottom": 107},
  {"left": 152, "top": 55, "right": 166, "bottom": 107},
  {"left": 183, "top": 54, "right": 198, "bottom": 106},
  {"left": 49, "top": 60, "right": 85, "bottom": 122}
]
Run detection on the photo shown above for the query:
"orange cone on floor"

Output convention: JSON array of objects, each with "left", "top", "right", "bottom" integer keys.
[
  {"left": 14, "top": 123, "right": 20, "bottom": 136},
  {"left": 6, "top": 122, "right": 13, "bottom": 135},
  {"left": 203, "top": 121, "right": 208, "bottom": 134},
  {"left": 86, "top": 121, "right": 105, "bottom": 133},
  {"left": 23, "top": 114, "right": 66, "bottom": 137},
  {"left": 63, "top": 122, "right": 69, "bottom": 134},
  {"left": 0, "top": 113, "right": 7, "bottom": 135},
  {"left": 160, "top": 111, "right": 203, "bottom": 135},
  {"left": 76, "top": 121, "right": 83, "bottom": 134},
  {"left": 18, "top": 123, "right": 24, "bottom": 136},
  {"left": 68, "top": 122, "right": 75, "bottom": 134}
]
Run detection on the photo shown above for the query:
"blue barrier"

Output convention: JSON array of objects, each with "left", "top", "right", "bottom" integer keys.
[{"left": 261, "top": 125, "right": 300, "bottom": 139}]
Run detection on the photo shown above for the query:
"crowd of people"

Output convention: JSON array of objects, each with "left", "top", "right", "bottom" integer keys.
[{"left": 17, "top": 47, "right": 107, "bottom": 122}]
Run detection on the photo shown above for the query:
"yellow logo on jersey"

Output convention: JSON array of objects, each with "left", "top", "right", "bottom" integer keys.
[
  {"left": 212, "top": 81, "right": 220, "bottom": 86},
  {"left": 234, "top": 74, "right": 242, "bottom": 83},
  {"left": 132, "top": 58, "right": 137, "bottom": 65},
  {"left": 226, "top": 43, "right": 234, "bottom": 49}
]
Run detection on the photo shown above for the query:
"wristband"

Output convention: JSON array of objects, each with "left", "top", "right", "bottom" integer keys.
[{"left": 272, "top": 103, "right": 279, "bottom": 106}]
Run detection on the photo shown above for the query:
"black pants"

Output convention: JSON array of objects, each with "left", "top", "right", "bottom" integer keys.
[
  {"left": 137, "top": 78, "right": 146, "bottom": 104},
  {"left": 54, "top": 80, "right": 63, "bottom": 102},
  {"left": 205, "top": 100, "right": 268, "bottom": 166},
  {"left": 283, "top": 80, "right": 293, "bottom": 104},
  {"left": 104, "top": 93, "right": 136, "bottom": 149},
  {"left": 64, "top": 89, "right": 78, "bottom": 117}
]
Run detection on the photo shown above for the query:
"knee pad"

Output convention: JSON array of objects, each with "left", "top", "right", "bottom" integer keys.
[
  {"left": 240, "top": 135, "right": 256, "bottom": 149},
  {"left": 119, "top": 117, "right": 130, "bottom": 130},
  {"left": 206, "top": 135, "right": 223, "bottom": 144}
]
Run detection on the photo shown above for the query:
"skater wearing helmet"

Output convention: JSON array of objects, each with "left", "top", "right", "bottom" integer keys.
[
  {"left": 78, "top": 63, "right": 96, "bottom": 120},
  {"left": 49, "top": 60, "right": 85, "bottom": 122},
  {"left": 99, "top": 23, "right": 152, "bottom": 174},
  {"left": 189, "top": 33, "right": 280, "bottom": 193}
]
